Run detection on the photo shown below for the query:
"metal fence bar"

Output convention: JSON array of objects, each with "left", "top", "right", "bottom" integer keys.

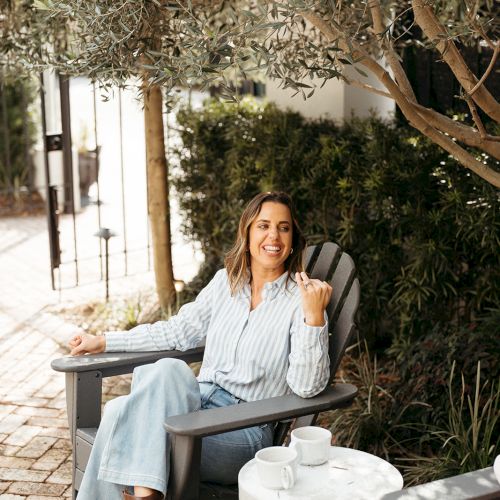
[
  {"left": 92, "top": 82, "right": 104, "bottom": 280},
  {"left": 118, "top": 87, "right": 128, "bottom": 275}
]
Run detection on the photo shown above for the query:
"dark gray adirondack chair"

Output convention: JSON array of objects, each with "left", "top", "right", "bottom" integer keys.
[{"left": 51, "top": 242, "right": 360, "bottom": 500}]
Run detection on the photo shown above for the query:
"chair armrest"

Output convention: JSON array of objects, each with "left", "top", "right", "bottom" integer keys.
[
  {"left": 50, "top": 347, "right": 205, "bottom": 378},
  {"left": 164, "top": 383, "right": 357, "bottom": 438}
]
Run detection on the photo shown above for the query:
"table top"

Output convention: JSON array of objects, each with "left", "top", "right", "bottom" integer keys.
[{"left": 238, "top": 446, "right": 404, "bottom": 500}]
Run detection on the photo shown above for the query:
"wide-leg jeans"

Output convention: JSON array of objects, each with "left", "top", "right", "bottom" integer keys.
[{"left": 77, "top": 358, "right": 274, "bottom": 499}]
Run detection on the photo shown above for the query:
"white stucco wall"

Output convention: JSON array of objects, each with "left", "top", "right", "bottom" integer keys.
[
  {"left": 265, "top": 77, "right": 345, "bottom": 121},
  {"left": 264, "top": 64, "right": 395, "bottom": 121},
  {"left": 343, "top": 64, "right": 395, "bottom": 120}
]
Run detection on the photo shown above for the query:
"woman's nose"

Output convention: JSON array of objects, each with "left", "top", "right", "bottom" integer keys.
[{"left": 268, "top": 227, "right": 279, "bottom": 239}]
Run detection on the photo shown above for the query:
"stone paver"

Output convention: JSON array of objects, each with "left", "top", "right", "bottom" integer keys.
[
  {"left": 6, "top": 482, "right": 66, "bottom": 496},
  {"left": 0, "top": 469, "right": 49, "bottom": 482},
  {"left": 0, "top": 444, "right": 21, "bottom": 457},
  {"left": 0, "top": 457, "right": 34, "bottom": 469},
  {"left": 32, "top": 449, "right": 69, "bottom": 471},
  {"left": 4, "top": 426, "right": 43, "bottom": 448},
  {"left": 0, "top": 416, "right": 29, "bottom": 435},
  {"left": 0, "top": 481, "right": 12, "bottom": 493},
  {"left": 15, "top": 437, "right": 58, "bottom": 459}
]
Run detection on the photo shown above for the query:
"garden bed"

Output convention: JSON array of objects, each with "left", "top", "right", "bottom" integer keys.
[{"left": 0, "top": 190, "right": 46, "bottom": 217}]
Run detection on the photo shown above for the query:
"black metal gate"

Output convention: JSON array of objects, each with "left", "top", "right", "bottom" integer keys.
[{"left": 39, "top": 73, "right": 152, "bottom": 297}]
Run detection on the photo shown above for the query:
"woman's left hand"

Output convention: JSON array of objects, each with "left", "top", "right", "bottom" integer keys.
[{"left": 296, "top": 271, "right": 333, "bottom": 327}]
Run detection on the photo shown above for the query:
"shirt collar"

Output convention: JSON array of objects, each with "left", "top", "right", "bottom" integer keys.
[
  {"left": 239, "top": 270, "right": 294, "bottom": 302},
  {"left": 261, "top": 271, "right": 293, "bottom": 301}
]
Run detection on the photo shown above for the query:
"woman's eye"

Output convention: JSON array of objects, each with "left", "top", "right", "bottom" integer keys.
[
  {"left": 279, "top": 226, "right": 290, "bottom": 232},
  {"left": 258, "top": 224, "right": 268, "bottom": 230}
]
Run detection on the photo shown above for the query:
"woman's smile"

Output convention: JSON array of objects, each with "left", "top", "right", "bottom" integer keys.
[{"left": 262, "top": 244, "right": 282, "bottom": 256}]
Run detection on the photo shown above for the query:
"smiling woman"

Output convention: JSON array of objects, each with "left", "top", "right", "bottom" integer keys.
[
  {"left": 224, "top": 192, "right": 306, "bottom": 299},
  {"left": 68, "top": 191, "right": 332, "bottom": 500}
]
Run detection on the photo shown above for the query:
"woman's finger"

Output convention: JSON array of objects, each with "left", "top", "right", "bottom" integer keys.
[
  {"left": 295, "top": 272, "right": 301, "bottom": 285},
  {"left": 296, "top": 272, "right": 307, "bottom": 290},
  {"left": 70, "top": 344, "right": 86, "bottom": 356},
  {"left": 69, "top": 337, "right": 81, "bottom": 347},
  {"left": 300, "top": 272, "right": 313, "bottom": 290}
]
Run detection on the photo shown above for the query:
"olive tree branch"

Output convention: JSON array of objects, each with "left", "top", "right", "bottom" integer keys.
[
  {"left": 299, "top": 9, "right": 500, "bottom": 187},
  {"left": 469, "top": 44, "right": 499, "bottom": 97}
]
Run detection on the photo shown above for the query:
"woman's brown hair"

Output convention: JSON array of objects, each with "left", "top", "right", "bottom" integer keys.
[{"left": 224, "top": 192, "right": 306, "bottom": 295}]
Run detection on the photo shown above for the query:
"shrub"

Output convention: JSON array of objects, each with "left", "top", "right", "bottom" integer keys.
[
  {"left": 329, "top": 346, "right": 499, "bottom": 485},
  {"left": 172, "top": 98, "right": 500, "bottom": 349},
  {"left": 388, "top": 309, "right": 500, "bottom": 425},
  {"left": 0, "top": 78, "right": 37, "bottom": 191},
  {"left": 328, "top": 342, "right": 425, "bottom": 462}
]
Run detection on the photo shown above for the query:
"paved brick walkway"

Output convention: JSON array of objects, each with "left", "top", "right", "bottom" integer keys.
[
  {"left": 0, "top": 212, "right": 200, "bottom": 499},
  {"left": 0, "top": 311, "right": 74, "bottom": 499}
]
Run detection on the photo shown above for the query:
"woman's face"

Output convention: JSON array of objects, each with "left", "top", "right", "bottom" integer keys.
[{"left": 248, "top": 201, "right": 293, "bottom": 277}]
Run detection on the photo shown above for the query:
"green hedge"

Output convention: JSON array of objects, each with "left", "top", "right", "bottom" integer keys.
[
  {"left": 172, "top": 98, "right": 500, "bottom": 351},
  {"left": 0, "top": 79, "right": 37, "bottom": 191}
]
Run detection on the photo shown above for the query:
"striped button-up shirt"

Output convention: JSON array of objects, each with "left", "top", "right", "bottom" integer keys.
[{"left": 105, "top": 269, "right": 330, "bottom": 401}]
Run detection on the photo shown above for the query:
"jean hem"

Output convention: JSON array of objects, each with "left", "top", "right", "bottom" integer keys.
[{"left": 98, "top": 468, "right": 166, "bottom": 495}]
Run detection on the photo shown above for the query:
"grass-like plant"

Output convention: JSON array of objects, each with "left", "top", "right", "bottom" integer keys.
[
  {"left": 329, "top": 341, "right": 428, "bottom": 461},
  {"left": 401, "top": 361, "right": 499, "bottom": 486}
]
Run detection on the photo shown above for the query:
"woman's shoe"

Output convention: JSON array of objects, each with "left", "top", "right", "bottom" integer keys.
[{"left": 123, "top": 490, "right": 164, "bottom": 500}]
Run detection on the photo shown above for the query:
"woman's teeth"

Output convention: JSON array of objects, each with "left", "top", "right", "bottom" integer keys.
[{"left": 263, "top": 246, "right": 280, "bottom": 254}]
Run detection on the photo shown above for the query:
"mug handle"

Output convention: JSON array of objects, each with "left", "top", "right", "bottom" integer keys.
[
  {"left": 281, "top": 465, "right": 295, "bottom": 489},
  {"left": 289, "top": 440, "right": 302, "bottom": 464}
]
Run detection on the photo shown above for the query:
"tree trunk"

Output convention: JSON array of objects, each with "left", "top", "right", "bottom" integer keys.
[{"left": 143, "top": 82, "right": 175, "bottom": 310}]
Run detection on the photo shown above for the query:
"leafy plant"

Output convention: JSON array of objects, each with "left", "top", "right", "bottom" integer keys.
[
  {"left": 388, "top": 310, "right": 500, "bottom": 426},
  {"left": 0, "top": 78, "right": 37, "bottom": 192},
  {"left": 401, "top": 361, "right": 500, "bottom": 486},
  {"left": 327, "top": 341, "right": 428, "bottom": 461},
  {"left": 172, "top": 98, "right": 500, "bottom": 349}
]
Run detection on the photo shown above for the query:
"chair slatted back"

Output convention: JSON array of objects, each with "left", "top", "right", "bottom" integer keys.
[
  {"left": 329, "top": 277, "right": 360, "bottom": 380},
  {"left": 305, "top": 242, "right": 359, "bottom": 378},
  {"left": 273, "top": 242, "right": 360, "bottom": 445}
]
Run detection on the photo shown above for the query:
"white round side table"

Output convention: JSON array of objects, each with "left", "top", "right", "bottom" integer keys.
[{"left": 238, "top": 446, "right": 403, "bottom": 500}]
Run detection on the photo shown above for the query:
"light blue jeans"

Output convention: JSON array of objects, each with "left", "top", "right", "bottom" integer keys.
[{"left": 77, "top": 358, "right": 274, "bottom": 499}]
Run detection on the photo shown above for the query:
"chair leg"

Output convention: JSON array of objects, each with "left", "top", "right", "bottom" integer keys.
[{"left": 167, "top": 435, "right": 202, "bottom": 500}]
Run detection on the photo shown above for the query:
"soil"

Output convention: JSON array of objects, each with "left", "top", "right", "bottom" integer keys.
[{"left": 0, "top": 190, "right": 46, "bottom": 217}]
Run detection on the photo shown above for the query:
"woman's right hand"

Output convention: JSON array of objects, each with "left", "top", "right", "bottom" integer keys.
[{"left": 69, "top": 333, "right": 106, "bottom": 356}]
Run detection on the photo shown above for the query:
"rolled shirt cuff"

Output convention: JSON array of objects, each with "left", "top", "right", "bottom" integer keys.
[{"left": 296, "top": 311, "right": 329, "bottom": 350}]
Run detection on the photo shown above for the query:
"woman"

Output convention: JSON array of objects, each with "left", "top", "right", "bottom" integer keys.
[{"left": 69, "top": 191, "right": 332, "bottom": 500}]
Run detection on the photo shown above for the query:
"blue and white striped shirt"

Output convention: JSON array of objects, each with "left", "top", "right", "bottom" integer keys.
[{"left": 105, "top": 269, "right": 330, "bottom": 401}]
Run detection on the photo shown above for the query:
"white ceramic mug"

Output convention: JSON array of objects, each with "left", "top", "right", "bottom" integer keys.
[
  {"left": 494, "top": 455, "right": 500, "bottom": 485},
  {"left": 289, "top": 426, "right": 332, "bottom": 466},
  {"left": 255, "top": 446, "right": 297, "bottom": 490}
]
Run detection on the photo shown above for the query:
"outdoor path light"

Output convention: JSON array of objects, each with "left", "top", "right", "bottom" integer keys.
[{"left": 94, "top": 227, "right": 116, "bottom": 301}]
